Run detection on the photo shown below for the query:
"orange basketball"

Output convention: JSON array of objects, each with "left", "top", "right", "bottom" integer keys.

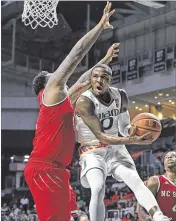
[{"left": 131, "top": 113, "right": 162, "bottom": 142}]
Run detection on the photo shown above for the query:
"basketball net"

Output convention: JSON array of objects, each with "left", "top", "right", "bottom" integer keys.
[{"left": 22, "top": 0, "right": 60, "bottom": 29}]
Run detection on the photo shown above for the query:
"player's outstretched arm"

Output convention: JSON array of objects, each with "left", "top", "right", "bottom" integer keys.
[
  {"left": 44, "top": 1, "right": 115, "bottom": 105},
  {"left": 137, "top": 177, "right": 159, "bottom": 221},
  {"left": 68, "top": 43, "right": 120, "bottom": 105},
  {"left": 76, "top": 96, "right": 153, "bottom": 145}
]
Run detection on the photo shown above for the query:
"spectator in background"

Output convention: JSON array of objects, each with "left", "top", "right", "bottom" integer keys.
[
  {"left": 20, "top": 195, "right": 29, "bottom": 212},
  {"left": 27, "top": 209, "right": 35, "bottom": 220},
  {"left": 155, "top": 168, "right": 161, "bottom": 175},
  {"left": 10, "top": 194, "right": 19, "bottom": 207},
  {"left": 122, "top": 213, "right": 134, "bottom": 221},
  {"left": 133, "top": 212, "right": 140, "bottom": 221},
  {"left": 143, "top": 175, "right": 148, "bottom": 181},
  {"left": 78, "top": 214, "right": 89, "bottom": 221},
  {"left": 1, "top": 203, "right": 11, "bottom": 217},
  {"left": 84, "top": 206, "right": 89, "bottom": 216},
  {"left": 152, "top": 147, "right": 166, "bottom": 168},
  {"left": 112, "top": 211, "right": 121, "bottom": 221},
  {"left": 77, "top": 196, "right": 85, "bottom": 209},
  {"left": 20, "top": 210, "right": 28, "bottom": 221},
  {"left": 30, "top": 205, "right": 37, "bottom": 214},
  {"left": 104, "top": 194, "right": 111, "bottom": 207},
  {"left": 172, "top": 138, "right": 176, "bottom": 149},
  {"left": 11, "top": 204, "right": 21, "bottom": 217},
  {"left": 19, "top": 204, "right": 24, "bottom": 210},
  {"left": 106, "top": 188, "right": 113, "bottom": 199},
  {"left": 123, "top": 190, "right": 134, "bottom": 201},
  {"left": 117, "top": 203, "right": 122, "bottom": 216},
  {"left": 73, "top": 186, "right": 81, "bottom": 195},
  {"left": 112, "top": 182, "right": 126, "bottom": 191},
  {"left": 77, "top": 205, "right": 86, "bottom": 217},
  {"left": 111, "top": 190, "right": 119, "bottom": 203},
  {"left": 124, "top": 201, "right": 135, "bottom": 216}
]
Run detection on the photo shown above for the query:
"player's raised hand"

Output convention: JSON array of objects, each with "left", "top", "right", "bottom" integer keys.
[
  {"left": 100, "top": 1, "right": 115, "bottom": 29},
  {"left": 106, "top": 43, "right": 120, "bottom": 61}
]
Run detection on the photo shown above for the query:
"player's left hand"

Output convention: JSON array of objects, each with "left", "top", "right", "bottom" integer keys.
[
  {"left": 100, "top": 1, "right": 115, "bottom": 29},
  {"left": 129, "top": 125, "right": 137, "bottom": 136},
  {"left": 129, "top": 126, "right": 153, "bottom": 144},
  {"left": 106, "top": 43, "right": 120, "bottom": 61}
]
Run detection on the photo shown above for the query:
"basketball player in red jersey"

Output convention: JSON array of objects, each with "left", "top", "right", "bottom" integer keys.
[
  {"left": 138, "top": 151, "right": 176, "bottom": 221},
  {"left": 24, "top": 2, "right": 116, "bottom": 221}
]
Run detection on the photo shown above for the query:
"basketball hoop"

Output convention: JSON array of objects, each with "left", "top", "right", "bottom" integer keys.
[{"left": 22, "top": 0, "right": 60, "bottom": 29}]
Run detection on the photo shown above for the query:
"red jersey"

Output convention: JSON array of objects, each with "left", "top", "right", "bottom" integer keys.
[
  {"left": 156, "top": 175, "right": 176, "bottom": 220},
  {"left": 30, "top": 89, "right": 75, "bottom": 166}
]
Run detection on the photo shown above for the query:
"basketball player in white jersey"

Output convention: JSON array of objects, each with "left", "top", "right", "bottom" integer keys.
[{"left": 75, "top": 64, "right": 170, "bottom": 221}]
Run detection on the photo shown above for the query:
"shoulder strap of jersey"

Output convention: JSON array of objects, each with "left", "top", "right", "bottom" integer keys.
[
  {"left": 81, "top": 89, "right": 99, "bottom": 106},
  {"left": 76, "top": 90, "right": 96, "bottom": 118},
  {"left": 155, "top": 175, "right": 161, "bottom": 192},
  {"left": 109, "top": 87, "right": 122, "bottom": 111}
]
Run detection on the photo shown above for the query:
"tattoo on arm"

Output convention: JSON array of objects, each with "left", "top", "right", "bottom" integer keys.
[
  {"left": 49, "top": 23, "right": 104, "bottom": 87},
  {"left": 76, "top": 96, "right": 104, "bottom": 137},
  {"left": 76, "top": 96, "right": 129, "bottom": 145}
]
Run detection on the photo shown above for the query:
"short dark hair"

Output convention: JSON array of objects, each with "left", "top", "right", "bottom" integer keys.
[
  {"left": 32, "top": 71, "right": 49, "bottom": 95},
  {"left": 91, "top": 64, "right": 112, "bottom": 77}
]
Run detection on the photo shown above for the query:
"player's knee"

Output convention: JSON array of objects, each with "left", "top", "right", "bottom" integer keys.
[{"left": 90, "top": 182, "right": 104, "bottom": 196}]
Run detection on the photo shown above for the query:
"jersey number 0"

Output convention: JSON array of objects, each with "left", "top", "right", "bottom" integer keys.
[{"left": 101, "top": 117, "right": 113, "bottom": 130}]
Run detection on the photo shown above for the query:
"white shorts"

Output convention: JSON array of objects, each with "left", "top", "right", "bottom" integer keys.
[
  {"left": 79, "top": 145, "right": 136, "bottom": 188},
  {"left": 79, "top": 147, "right": 108, "bottom": 188}
]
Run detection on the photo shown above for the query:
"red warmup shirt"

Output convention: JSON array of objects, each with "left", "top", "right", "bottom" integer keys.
[
  {"left": 30, "top": 89, "right": 75, "bottom": 166},
  {"left": 156, "top": 175, "right": 176, "bottom": 220}
]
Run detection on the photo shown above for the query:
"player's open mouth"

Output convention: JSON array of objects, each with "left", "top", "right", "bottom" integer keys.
[{"left": 96, "top": 85, "right": 102, "bottom": 90}]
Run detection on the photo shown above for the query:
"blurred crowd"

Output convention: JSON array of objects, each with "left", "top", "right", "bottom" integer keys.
[
  {"left": 1, "top": 167, "right": 160, "bottom": 221},
  {"left": 1, "top": 194, "right": 37, "bottom": 221},
  {"left": 2, "top": 137, "right": 176, "bottom": 221}
]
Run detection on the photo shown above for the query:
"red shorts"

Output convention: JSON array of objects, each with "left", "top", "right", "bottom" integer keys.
[{"left": 24, "top": 159, "right": 72, "bottom": 221}]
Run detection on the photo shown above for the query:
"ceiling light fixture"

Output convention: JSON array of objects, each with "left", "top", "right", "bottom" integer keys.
[
  {"left": 154, "top": 96, "right": 158, "bottom": 99},
  {"left": 158, "top": 112, "right": 163, "bottom": 120},
  {"left": 135, "top": 106, "right": 139, "bottom": 109},
  {"left": 169, "top": 100, "right": 172, "bottom": 103},
  {"left": 132, "top": 101, "right": 136, "bottom": 104},
  {"left": 166, "top": 94, "right": 169, "bottom": 97},
  {"left": 158, "top": 93, "right": 163, "bottom": 96}
]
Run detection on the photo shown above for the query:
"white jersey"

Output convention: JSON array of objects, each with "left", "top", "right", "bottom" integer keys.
[{"left": 76, "top": 87, "right": 122, "bottom": 146}]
